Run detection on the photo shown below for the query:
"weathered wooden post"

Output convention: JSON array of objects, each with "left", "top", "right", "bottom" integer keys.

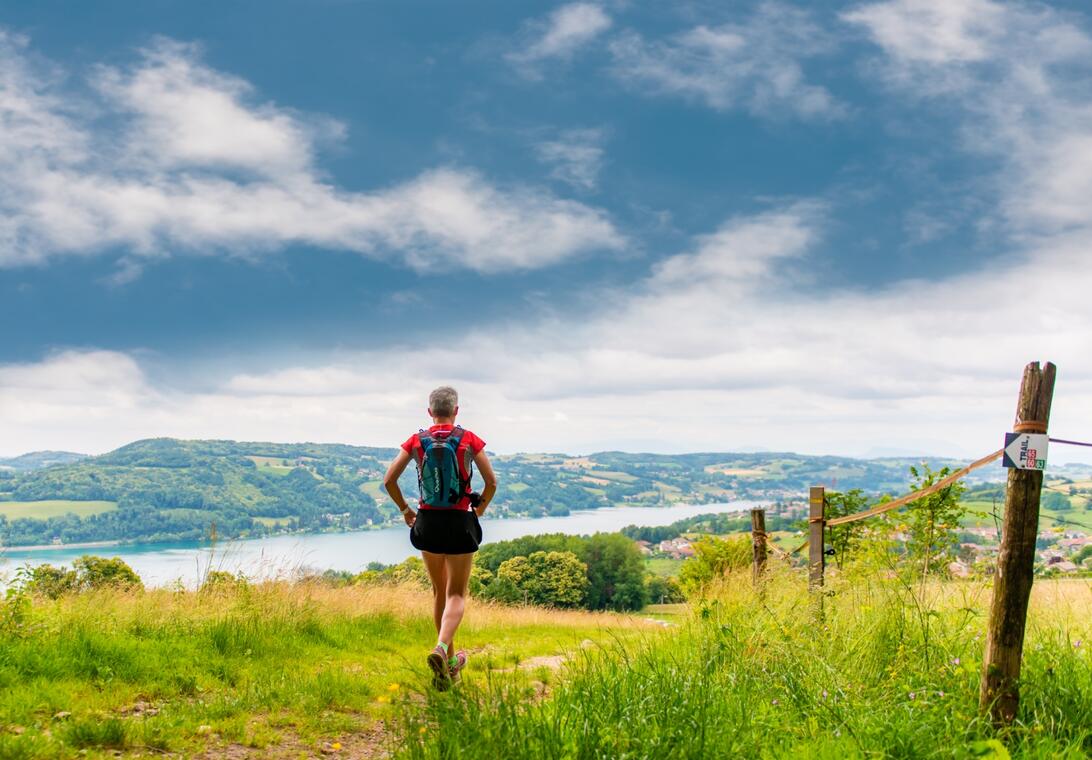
[
  {"left": 979, "top": 361, "right": 1056, "bottom": 725},
  {"left": 750, "top": 508, "right": 767, "bottom": 586},
  {"left": 808, "top": 486, "right": 826, "bottom": 592}
]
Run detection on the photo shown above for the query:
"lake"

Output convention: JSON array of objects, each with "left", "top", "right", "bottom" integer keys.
[{"left": 0, "top": 502, "right": 757, "bottom": 587}]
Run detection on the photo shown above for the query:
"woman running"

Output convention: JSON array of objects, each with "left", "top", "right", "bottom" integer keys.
[{"left": 382, "top": 386, "right": 496, "bottom": 688}]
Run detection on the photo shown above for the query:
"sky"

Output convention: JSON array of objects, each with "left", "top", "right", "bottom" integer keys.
[{"left": 1, "top": 0, "right": 1091, "bottom": 463}]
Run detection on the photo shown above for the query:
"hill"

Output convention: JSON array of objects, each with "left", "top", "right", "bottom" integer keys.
[
  {"left": 0, "top": 451, "right": 87, "bottom": 471},
  {"left": 0, "top": 437, "right": 1013, "bottom": 548}
]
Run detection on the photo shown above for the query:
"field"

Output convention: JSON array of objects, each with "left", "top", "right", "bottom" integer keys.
[
  {"left": 405, "top": 572, "right": 1092, "bottom": 759},
  {"left": 0, "top": 582, "right": 660, "bottom": 758},
  {"left": 0, "top": 500, "right": 117, "bottom": 521}
]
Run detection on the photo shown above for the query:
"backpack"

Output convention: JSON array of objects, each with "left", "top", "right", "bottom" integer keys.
[{"left": 415, "top": 427, "right": 471, "bottom": 508}]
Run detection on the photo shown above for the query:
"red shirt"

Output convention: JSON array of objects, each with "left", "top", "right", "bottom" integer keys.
[{"left": 401, "top": 424, "right": 486, "bottom": 510}]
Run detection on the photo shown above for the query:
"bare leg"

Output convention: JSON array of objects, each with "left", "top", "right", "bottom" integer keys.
[
  {"left": 421, "top": 552, "right": 448, "bottom": 643},
  {"left": 438, "top": 553, "right": 474, "bottom": 652}
]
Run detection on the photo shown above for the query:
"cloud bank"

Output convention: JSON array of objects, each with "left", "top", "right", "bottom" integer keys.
[{"left": 0, "top": 32, "right": 622, "bottom": 274}]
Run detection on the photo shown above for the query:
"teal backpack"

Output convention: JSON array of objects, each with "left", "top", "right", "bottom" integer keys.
[{"left": 415, "top": 427, "right": 470, "bottom": 508}]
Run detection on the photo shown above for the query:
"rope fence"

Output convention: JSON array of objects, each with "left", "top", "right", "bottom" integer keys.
[
  {"left": 768, "top": 435, "right": 1092, "bottom": 557},
  {"left": 746, "top": 362, "right": 1092, "bottom": 726}
]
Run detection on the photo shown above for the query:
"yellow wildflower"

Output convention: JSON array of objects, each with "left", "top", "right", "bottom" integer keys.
[{"left": 388, "top": 683, "right": 400, "bottom": 692}]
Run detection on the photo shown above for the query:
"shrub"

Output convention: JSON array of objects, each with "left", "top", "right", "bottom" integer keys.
[
  {"left": 677, "top": 535, "right": 751, "bottom": 596},
  {"left": 24, "top": 556, "right": 142, "bottom": 598},
  {"left": 487, "top": 551, "right": 588, "bottom": 608}
]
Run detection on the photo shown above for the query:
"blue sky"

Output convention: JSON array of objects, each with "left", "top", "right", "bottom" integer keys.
[{"left": 2, "top": 0, "right": 1091, "bottom": 462}]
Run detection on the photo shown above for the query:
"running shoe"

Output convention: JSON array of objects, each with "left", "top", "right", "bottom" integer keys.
[
  {"left": 427, "top": 645, "right": 451, "bottom": 690},
  {"left": 449, "top": 651, "right": 468, "bottom": 683}
]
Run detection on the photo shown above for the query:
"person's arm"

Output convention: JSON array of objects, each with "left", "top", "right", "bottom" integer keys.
[
  {"left": 383, "top": 449, "right": 416, "bottom": 527},
  {"left": 473, "top": 450, "right": 497, "bottom": 517}
]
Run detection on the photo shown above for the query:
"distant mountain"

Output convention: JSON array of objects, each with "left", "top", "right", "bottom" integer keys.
[
  {"left": 0, "top": 451, "right": 87, "bottom": 471},
  {"left": 0, "top": 437, "right": 1000, "bottom": 548}
]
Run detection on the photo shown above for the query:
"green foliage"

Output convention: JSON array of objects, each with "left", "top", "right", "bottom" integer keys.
[
  {"left": 620, "top": 510, "right": 795, "bottom": 544},
  {"left": 1041, "top": 490, "right": 1072, "bottom": 512},
  {"left": 486, "top": 551, "right": 588, "bottom": 608},
  {"left": 24, "top": 555, "right": 143, "bottom": 597},
  {"left": 1075, "top": 544, "right": 1092, "bottom": 565},
  {"left": 2, "top": 436, "right": 995, "bottom": 547},
  {"left": 823, "top": 489, "right": 869, "bottom": 568},
  {"left": 353, "top": 556, "right": 430, "bottom": 588},
  {"left": 401, "top": 573, "right": 1092, "bottom": 759},
  {"left": 0, "top": 579, "right": 646, "bottom": 757},
  {"left": 677, "top": 535, "right": 751, "bottom": 596},
  {"left": 644, "top": 574, "right": 684, "bottom": 604},
  {"left": 200, "top": 570, "right": 249, "bottom": 593},
  {"left": 904, "top": 464, "right": 967, "bottom": 577},
  {"left": 477, "top": 533, "right": 648, "bottom": 611}
]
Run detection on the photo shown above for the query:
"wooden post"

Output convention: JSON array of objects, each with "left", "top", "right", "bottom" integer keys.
[
  {"left": 750, "top": 508, "right": 767, "bottom": 586},
  {"left": 808, "top": 487, "right": 825, "bottom": 592},
  {"left": 979, "top": 361, "right": 1056, "bottom": 725}
]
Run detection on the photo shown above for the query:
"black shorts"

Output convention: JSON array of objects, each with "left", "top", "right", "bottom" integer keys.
[{"left": 410, "top": 509, "right": 483, "bottom": 555}]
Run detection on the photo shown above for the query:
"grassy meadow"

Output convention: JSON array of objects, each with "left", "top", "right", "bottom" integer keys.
[
  {"left": 0, "top": 500, "right": 118, "bottom": 521},
  {"left": 400, "top": 569, "right": 1091, "bottom": 759},
  {"left": 0, "top": 581, "right": 660, "bottom": 758}
]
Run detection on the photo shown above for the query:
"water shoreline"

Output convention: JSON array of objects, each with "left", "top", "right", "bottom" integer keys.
[
  {"left": 1, "top": 501, "right": 757, "bottom": 553},
  {"left": 1, "top": 501, "right": 761, "bottom": 587}
]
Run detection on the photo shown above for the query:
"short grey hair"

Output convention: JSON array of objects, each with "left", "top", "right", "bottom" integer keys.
[{"left": 429, "top": 386, "right": 459, "bottom": 417}]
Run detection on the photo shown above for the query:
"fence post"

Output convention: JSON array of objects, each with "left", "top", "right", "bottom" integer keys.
[
  {"left": 808, "top": 486, "right": 825, "bottom": 592},
  {"left": 979, "top": 361, "right": 1056, "bottom": 725},
  {"left": 750, "top": 508, "right": 767, "bottom": 586}
]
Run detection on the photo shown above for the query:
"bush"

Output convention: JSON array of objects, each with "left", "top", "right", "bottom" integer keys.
[
  {"left": 352, "top": 556, "right": 429, "bottom": 588},
  {"left": 677, "top": 536, "right": 751, "bottom": 596},
  {"left": 486, "top": 551, "right": 588, "bottom": 608},
  {"left": 645, "top": 574, "right": 685, "bottom": 604},
  {"left": 24, "top": 556, "right": 142, "bottom": 598}
]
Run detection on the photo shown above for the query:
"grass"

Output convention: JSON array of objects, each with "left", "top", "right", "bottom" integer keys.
[
  {"left": 0, "top": 581, "right": 658, "bottom": 758},
  {"left": 399, "top": 570, "right": 1092, "bottom": 759},
  {"left": 0, "top": 500, "right": 117, "bottom": 521},
  {"left": 645, "top": 558, "right": 684, "bottom": 577},
  {"left": 252, "top": 516, "right": 294, "bottom": 527}
]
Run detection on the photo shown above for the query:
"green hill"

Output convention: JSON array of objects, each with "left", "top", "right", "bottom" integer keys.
[{"left": 0, "top": 437, "right": 1023, "bottom": 548}]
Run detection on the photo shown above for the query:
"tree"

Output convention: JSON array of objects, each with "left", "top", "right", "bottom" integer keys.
[
  {"left": 491, "top": 551, "right": 588, "bottom": 608},
  {"left": 24, "top": 555, "right": 143, "bottom": 598},
  {"left": 903, "top": 464, "right": 967, "bottom": 579},
  {"left": 582, "top": 533, "right": 649, "bottom": 611},
  {"left": 823, "top": 489, "right": 869, "bottom": 568}
]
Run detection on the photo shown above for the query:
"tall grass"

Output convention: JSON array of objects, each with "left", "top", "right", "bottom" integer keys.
[
  {"left": 0, "top": 580, "right": 653, "bottom": 757},
  {"left": 398, "top": 568, "right": 1091, "bottom": 759}
]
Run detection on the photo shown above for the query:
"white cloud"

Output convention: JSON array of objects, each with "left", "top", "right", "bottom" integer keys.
[
  {"left": 609, "top": 2, "right": 845, "bottom": 119},
  {"left": 508, "top": 3, "right": 612, "bottom": 72},
  {"left": 7, "top": 202, "right": 1091, "bottom": 463},
  {"left": 0, "top": 33, "right": 622, "bottom": 273},
  {"left": 534, "top": 128, "right": 605, "bottom": 190},
  {"left": 842, "top": 0, "right": 1006, "bottom": 64},
  {"left": 844, "top": 0, "right": 1092, "bottom": 238}
]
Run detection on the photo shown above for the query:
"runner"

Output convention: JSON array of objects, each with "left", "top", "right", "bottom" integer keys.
[{"left": 382, "top": 386, "right": 497, "bottom": 689}]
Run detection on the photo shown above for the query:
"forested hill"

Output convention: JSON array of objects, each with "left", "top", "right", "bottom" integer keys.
[{"left": 0, "top": 437, "right": 1005, "bottom": 547}]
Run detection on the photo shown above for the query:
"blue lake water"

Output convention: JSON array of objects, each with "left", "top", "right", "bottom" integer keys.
[{"left": 0, "top": 502, "right": 758, "bottom": 587}]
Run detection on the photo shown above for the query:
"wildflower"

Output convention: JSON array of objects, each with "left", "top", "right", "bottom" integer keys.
[
  {"left": 771, "top": 699, "right": 779, "bottom": 706},
  {"left": 332, "top": 743, "right": 342, "bottom": 751},
  {"left": 419, "top": 726, "right": 427, "bottom": 735},
  {"left": 376, "top": 695, "right": 390, "bottom": 704},
  {"left": 821, "top": 690, "right": 828, "bottom": 699},
  {"left": 1075, "top": 640, "right": 1083, "bottom": 649},
  {"left": 937, "top": 691, "right": 945, "bottom": 698},
  {"left": 951, "top": 657, "right": 960, "bottom": 666},
  {"left": 387, "top": 683, "right": 400, "bottom": 692},
  {"left": 908, "top": 692, "right": 916, "bottom": 700}
]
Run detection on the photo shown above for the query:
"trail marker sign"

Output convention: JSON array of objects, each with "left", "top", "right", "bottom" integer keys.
[{"left": 1002, "top": 433, "right": 1048, "bottom": 470}]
